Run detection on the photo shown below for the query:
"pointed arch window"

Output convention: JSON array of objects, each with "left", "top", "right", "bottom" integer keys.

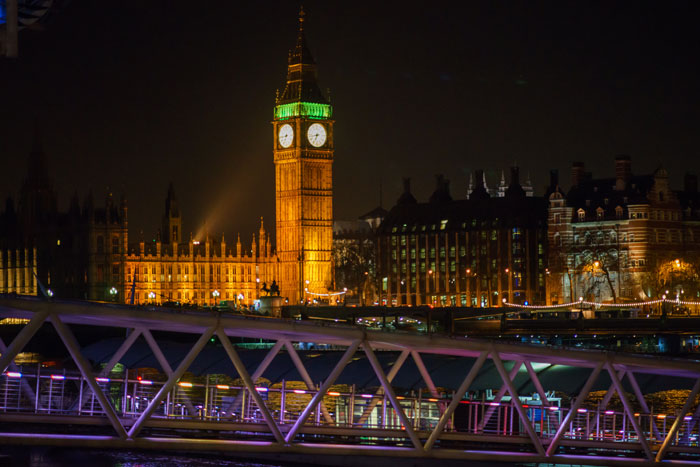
[
  {"left": 577, "top": 209, "right": 586, "bottom": 221},
  {"left": 615, "top": 206, "right": 623, "bottom": 219},
  {"left": 596, "top": 207, "right": 604, "bottom": 220}
]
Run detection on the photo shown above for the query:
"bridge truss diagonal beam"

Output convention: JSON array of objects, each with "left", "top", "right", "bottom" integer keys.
[
  {"left": 0, "top": 336, "right": 36, "bottom": 401},
  {"left": 491, "top": 350, "right": 545, "bottom": 456},
  {"left": 216, "top": 329, "right": 285, "bottom": 444},
  {"left": 479, "top": 360, "right": 522, "bottom": 431},
  {"left": 424, "top": 350, "right": 488, "bottom": 451},
  {"left": 99, "top": 328, "right": 142, "bottom": 377},
  {"left": 0, "top": 309, "right": 48, "bottom": 375},
  {"left": 127, "top": 325, "right": 215, "bottom": 439},
  {"left": 546, "top": 361, "right": 604, "bottom": 456},
  {"left": 355, "top": 349, "right": 409, "bottom": 426},
  {"left": 656, "top": 377, "right": 700, "bottom": 462},
  {"left": 223, "top": 339, "right": 284, "bottom": 415},
  {"left": 284, "top": 340, "right": 361, "bottom": 443},
  {"left": 284, "top": 339, "right": 334, "bottom": 424},
  {"left": 50, "top": 312, "right": 127, "bottom": 439},
  {"left": 606, "top": 362, "right": 653, "bottom": 461},
  {"left": 523, "top": 361, "right": 550, "bottom": 407},
  {"left": 141, "top": 329, "right": 197, "bottom": 416},
  {"left": 625, "top": 370, "right": 662, "bottom": 440},
  {"left": 410, "top": 350, "right": 447, "bottom": 417},
  {"left": 363, "top": 342, "right": 423, "bottom": 451}
]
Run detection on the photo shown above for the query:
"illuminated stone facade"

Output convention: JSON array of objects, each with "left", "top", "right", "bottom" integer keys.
[
  {"left": 547, "top": 157, "right": 700, "bottom": 304},
  {"left": 116, "top": 186, "right": 278, "bottom": 307},
  {"left": 273, "top": 12, "right": 334, "bottom": 303}
]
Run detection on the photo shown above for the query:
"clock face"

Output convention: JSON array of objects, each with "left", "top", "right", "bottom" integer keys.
[
  {"left": 307, "top": 123, "right": 327, "bottom": 147},
  {"left": 278, "top": 124, "right": 294, "bottom": 148}
]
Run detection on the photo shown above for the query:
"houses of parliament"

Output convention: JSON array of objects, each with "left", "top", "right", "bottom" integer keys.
[{"left": 0, "top": 12, "right": 335, "bottom": 307}]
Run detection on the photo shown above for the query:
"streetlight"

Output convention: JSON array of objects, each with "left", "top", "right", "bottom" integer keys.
[
  {"left": 212, "top": 289, "right": 220, "bottom": 306},
  {"left": 109, "top": 287, "right": 118, "bottom": 302},
  {"left": 148, "top": 291, "right": 156, "bottom": 304}
]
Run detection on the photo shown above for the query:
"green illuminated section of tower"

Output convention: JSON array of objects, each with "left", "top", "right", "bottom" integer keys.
[{"left": 274, "top": 102, "right": 332, "bottom": 120}]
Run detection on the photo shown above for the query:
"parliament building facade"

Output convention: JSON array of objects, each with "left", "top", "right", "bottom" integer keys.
[{"left": 0, "top": 12, "right": 334, "bottom": 306}]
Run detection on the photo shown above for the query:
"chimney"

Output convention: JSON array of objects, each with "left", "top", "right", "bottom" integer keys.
[
  {"left": 549, "top": 169, "right": 559, "bottom": 188},
  {"left": 397, "top": 177, "right": 417, "bottom": 205},
  {"left": 685, "top": 173, "right": 698, "bottom": 193},
  {"left": 571, "top": 162, "right": 585, "bottom": 187},
  {"left": 510, "top": 167, "right": 520, "bottom": 187},
  {"left": 505, "top": 166, "right": 525, "bottom": 198},
  {"left": 615, "top": 155, "right": 632, "bottom": 190}
]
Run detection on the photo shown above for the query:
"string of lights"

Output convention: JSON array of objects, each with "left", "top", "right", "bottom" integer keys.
[{"left": 503, "top": 298, "right": 700, "bottom": 309}]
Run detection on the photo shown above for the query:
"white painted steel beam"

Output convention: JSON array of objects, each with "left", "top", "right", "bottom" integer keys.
[
  {"left": 0, "top": 309, "right": 48, "bottom": 374},
  {"left": 656, "top": 377, "right": 700, "bottom": 462},
  {"left": 284, "top": 340, "right": 361, "bottom": 443},
  {"left": 49, "top": 312, "right": 127, "bottom": 439},
  {"left": 524, "top": 360, "right": 550, "bottom": 407},
  {"left": 98, "top": 328, "right": 142, "bottom": 377},
  {"left": 284, "top": 339, "right": 335, "bottom": 424},
  {"left": 626, "top": 370, "right": 661, "bottom": 440},
  {"left": 606, "top": 362, "right": 653, "bottom": 461},
  {"left": 127, "top": 326, "right": 215, "bottom": 439},
  {"left": 141, "top": 329, "right": 197, "bottom": 416},
  {"left": 424, "top": 350, "right": 488, "bottom": 451},
  {"left": 216, "top": 328, "right": 285, "bottom": 444},
  {"left": 479, "top": 360, "right": 522, "bottom": 430},
  {"left": 545, "top": 361, "right": 603, "bottom": 456},
  {"left": 356, "top": 349, "right": 410, "bottom": 426},
  {"left": 491, "top": 350, "right": 545, "bottom": 456},
  {"left": 0, "top": 336, "right": 36, "bottom": 401},
  {"left": 363, "top": 341, "right": 423, "bottom": 451},
  {"left": 224, "top": 339, "right": 284, "bottom": 415}
]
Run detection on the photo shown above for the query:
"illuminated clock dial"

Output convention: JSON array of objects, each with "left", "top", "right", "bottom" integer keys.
[
  {"left": 278, "top": 124, "right": 294, "bottom": 148},
  {"left": 307, "top": 123, "right": 327, "bottom": 147}
]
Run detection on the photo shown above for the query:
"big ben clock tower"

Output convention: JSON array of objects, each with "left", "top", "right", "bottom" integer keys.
[{"left": 273, "top": 8, "right": 334, "bottom": 303}]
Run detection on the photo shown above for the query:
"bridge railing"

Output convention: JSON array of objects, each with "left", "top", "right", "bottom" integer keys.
[{"left": 2, "top": 366, "right": 699, "bottom": 449}]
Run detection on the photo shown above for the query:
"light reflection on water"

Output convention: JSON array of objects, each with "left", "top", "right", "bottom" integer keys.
[{"left": 0, "top": 448, "right": 286, "bottom": 467}]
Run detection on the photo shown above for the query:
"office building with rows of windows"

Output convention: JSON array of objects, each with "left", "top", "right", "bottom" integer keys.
[{"left": 377, "top": 169, "right": 548, "bottom": 307}]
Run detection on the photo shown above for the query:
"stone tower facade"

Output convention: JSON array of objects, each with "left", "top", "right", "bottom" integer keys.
[{"left": 273, "top": 9, "right": 334, "bottom": 303}]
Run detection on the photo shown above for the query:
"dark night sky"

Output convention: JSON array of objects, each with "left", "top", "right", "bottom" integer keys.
[{"left": 1, "top": 1, "right": 699, "bottom": 243}]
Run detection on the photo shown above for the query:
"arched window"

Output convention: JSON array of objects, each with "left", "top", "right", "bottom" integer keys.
[
  {"left": 577, "top": 209, "right": 586, "bottom": 221},
  {"left": 596, "top": 207, "right": 604, "bottom": 220},
  {"left": 615, "top": 206, "right": 623, "bottom": 219}
]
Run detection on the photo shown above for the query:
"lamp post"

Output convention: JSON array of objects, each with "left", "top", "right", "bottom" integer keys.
[
  {"left": 212, "top": 289, "right": 220, "bottom": 307},
  {"left": 109, "top": 286, "right": 118, "bottom": 303},
  {"left": 505, "top": 267, "right": 512, "bottom": 305},
  {"left": 305, "top": 279, "right": 310, "bottom": 304},
  {"left": 148, "top": 291, "right": 156, "bottom": 304}
]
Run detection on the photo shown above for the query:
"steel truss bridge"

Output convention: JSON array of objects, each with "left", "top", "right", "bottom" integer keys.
[{"left": 0, "top": 297, "right": 699, "bottom": 466}]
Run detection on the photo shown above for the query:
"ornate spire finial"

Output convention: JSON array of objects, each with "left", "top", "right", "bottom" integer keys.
[{"left": 299, "top": 5, "right": 305, "bottom": 31}]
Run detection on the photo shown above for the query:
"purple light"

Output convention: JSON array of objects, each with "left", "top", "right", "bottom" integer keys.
[
  {"left": 605, "top": 410, "right": 614, "bottom": 415},
  {"left": 6, "top": 372, "right": 21, "bottom": 378},
  {"left": 256, "top": 387, "right": 268, "bottom": 392},
  {"left": 50, "top": 374, "right": 65, "bottom": 381},
  {"left": 95, "top": 377, "right": 110, "bottom": 383},
  {"left": 139, "top": 380, "right": 153, "bottom": 385},
  {"left": 577, "top": 408, "right": 588, "bottom": 413}
]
